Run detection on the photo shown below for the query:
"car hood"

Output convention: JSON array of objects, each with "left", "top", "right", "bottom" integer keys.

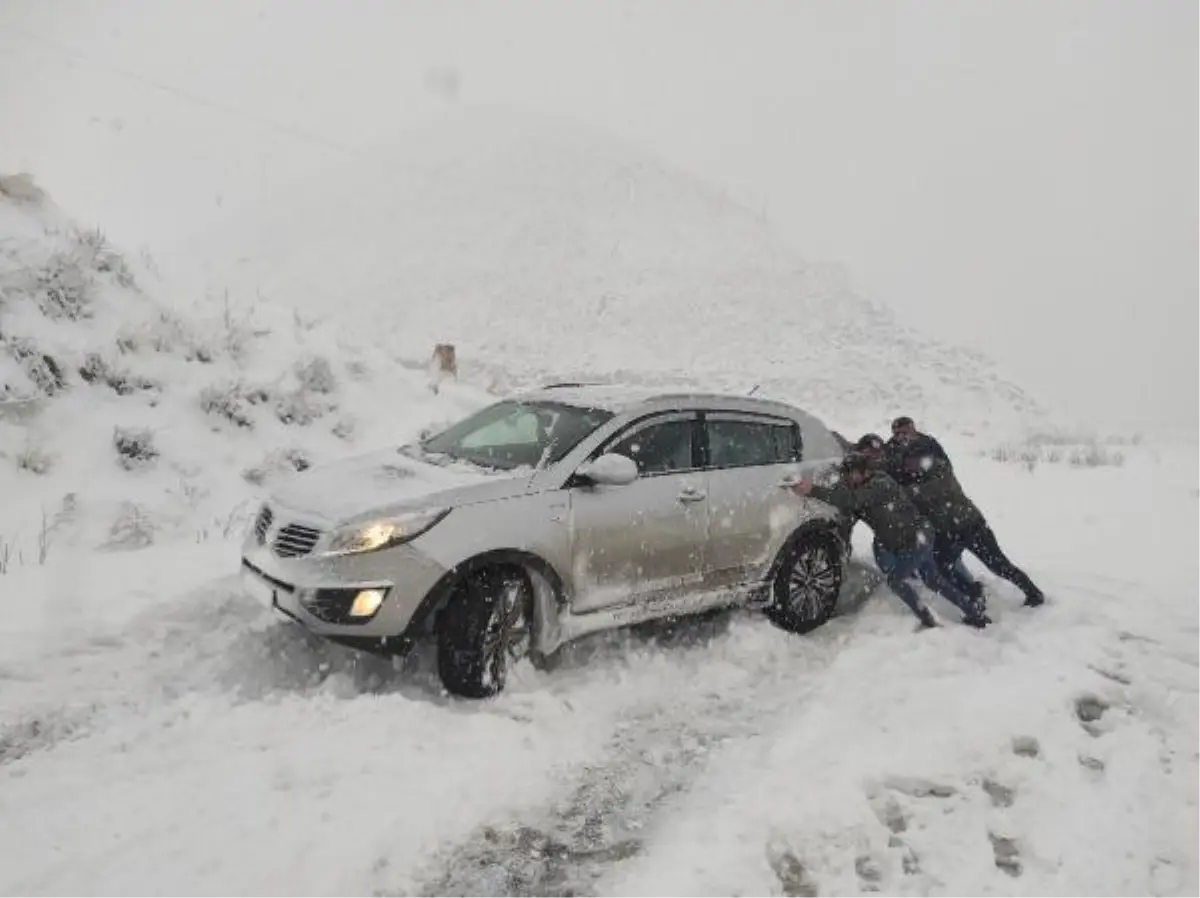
[{"left": 267, "top": 447, "right": 534, "bottom": 522}]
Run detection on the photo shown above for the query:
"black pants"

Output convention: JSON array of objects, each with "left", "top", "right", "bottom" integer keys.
[{"left": 933, "top": 524, "right": 1043, "bottom": 602}]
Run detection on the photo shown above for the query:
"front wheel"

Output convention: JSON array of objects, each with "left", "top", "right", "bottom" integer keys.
[
  {"left": 437, "top": 565, "right": 533, "bottom": 698},
  {"left": 766, "top": 534, "right": 843, "bottom": 633}
]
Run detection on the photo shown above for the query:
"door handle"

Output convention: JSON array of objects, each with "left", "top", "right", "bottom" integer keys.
[
  {"left": 678, "top": 486, "right": 706, "bottom": 503},
  {"left": 778, "top": 475, "right": 800, "bottom": 489}
]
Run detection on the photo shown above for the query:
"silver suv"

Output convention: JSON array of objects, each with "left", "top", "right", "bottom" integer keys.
[{"left": 240, "top": 385, "right": 848, "bottom": 697}]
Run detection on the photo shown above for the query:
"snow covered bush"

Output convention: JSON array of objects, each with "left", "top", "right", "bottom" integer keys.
[
  {"left": 199, "top": 382, "right": 255, "bottom": 429},
  {"left": 104, "top": 501, "right": 155, "bottom": 549},
  {"left": 5, "top": 338, "right": 65, "bottom": 396},
  {"left": 242, "top": 447, "right": 312, "bottom": 486},
  {"left": 988, "top": 439, "right": 1126, "bottom": 470},
  {"left": 295, "top": 355, "right": 336, "bottom": 394},
  {"left": 113, "top": 426, "right": 158, "bottom": 470},
  {"left": 15, "top": 441, "right": 53, "bottom": 475}
]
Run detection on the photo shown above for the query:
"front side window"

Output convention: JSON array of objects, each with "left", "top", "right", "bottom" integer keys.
[
  {"left": 706, "top": 418, "right": 800, "bottom": 468},
  {"left": 610, "top": 419, "right": 696, "bottom": 475},
  {"left": 421, "top": 401, "right": 612, "bottom": 470}
]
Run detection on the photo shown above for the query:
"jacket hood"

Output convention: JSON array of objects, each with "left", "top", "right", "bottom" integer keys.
[{"left": 267, "top": 446, "right": 534, "bottom": 522}]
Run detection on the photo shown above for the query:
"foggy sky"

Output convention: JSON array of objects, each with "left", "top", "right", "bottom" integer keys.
[{"left": 1, "top": 0, "right": 1195, "bottom": 431}]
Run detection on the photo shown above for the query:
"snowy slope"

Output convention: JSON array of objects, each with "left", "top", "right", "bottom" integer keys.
[
  {"left": 169, "top": 109, "right": 1047, "bottom": 440},
  {"left": 2, "top": 178, "right": 1196, "bottom": 897},
  {"left": 0, "top": 181, "right": 488, "bottom": 654}
]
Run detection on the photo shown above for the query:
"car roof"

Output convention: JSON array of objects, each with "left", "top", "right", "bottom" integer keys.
[
  {"left": 514, "top": 383, "right": 846, "bottom": 462},
  {"left": 517, "top": 382, "right": 803, "bottom": 418}
]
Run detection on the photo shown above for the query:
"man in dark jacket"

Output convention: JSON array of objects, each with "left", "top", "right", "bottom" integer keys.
[
  {"left": 855, "top": 432, "right": 983, "bottom": 601},
  {"left": 891, "top": 430, "right": 1046, "bottom": 608},
  {"left": 887, "top": 416, "right": 951, "bottom": 485},
  {"left": 794, "top": 454, "right": 989, "bottom": 629}
]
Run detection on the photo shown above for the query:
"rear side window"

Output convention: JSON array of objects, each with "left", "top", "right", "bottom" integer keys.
[
  {"left": 706, "top": 418, "right": 800, "bottom": 468},
  {"left": 610, "top": 419, "right": 696, "bottom": 475}
]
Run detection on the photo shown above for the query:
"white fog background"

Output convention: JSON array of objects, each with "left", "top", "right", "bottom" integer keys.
[{"left": 0, "top": 0, "right": 1195, "bottom": 432}]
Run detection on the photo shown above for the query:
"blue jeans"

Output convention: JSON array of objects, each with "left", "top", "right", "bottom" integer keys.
[
  {"left": 874, "top": 538, "right": 981, "bottom": 621},
  {"left": 875, "top": 536, "right": 979, "bottom": 598}
]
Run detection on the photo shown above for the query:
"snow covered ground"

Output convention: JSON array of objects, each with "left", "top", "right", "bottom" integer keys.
[{"left": 1, "top": 169, "right": 1196, "bottom": 897}]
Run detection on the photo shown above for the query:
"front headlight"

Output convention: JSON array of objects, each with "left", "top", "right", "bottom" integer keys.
[{"left": 324, "top": 508, "right": 451, "bottom": 555}]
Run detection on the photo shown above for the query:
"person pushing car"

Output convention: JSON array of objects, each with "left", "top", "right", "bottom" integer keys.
[
  {"left": 792, "top": 453, "right": 990, "bottom": 630},
  {"left": 888, "top": 416, "right": 1046, "bottom": 608}
]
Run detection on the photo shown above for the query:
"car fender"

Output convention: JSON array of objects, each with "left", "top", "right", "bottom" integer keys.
[
  {"left": 764, "top": 515, "right": 848, "bottom": 588},
  {"left": 404, "top": 547, "right": 568, "bottom": 662}
]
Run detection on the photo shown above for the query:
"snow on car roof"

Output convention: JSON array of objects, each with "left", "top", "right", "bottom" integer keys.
[{"left": 516, "top": 382, "right": 803, "bottom": 416}]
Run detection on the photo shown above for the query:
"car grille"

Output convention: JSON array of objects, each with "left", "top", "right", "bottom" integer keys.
[
  {"left": 253, "top": 505, "right": 273, "bottom": 544},
  {"left": 272, "top": 523, "right": 323, "bottom": 558}
]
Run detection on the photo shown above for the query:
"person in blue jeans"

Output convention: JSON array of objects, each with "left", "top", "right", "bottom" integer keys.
[
  {"left": 794, "top": 453, "right": 990, "bottom": 630},
  {"left": 853, "top": 431, "right": 985, "bottom": 604}
]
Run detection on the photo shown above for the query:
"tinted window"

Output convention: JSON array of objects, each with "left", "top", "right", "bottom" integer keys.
[
  {"left": 707, "top": 419, "right": 799, "bottom": 468},
  {"left": 421, "top": 401, "right": 613, "bottom": 470},
  {"left": 610, "top": 420, "right": 695, "bottom": 475}
]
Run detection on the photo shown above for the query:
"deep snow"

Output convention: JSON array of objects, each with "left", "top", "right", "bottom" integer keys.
[{"left": 0, "top": 170, "right": 1196, "bottom": 896}]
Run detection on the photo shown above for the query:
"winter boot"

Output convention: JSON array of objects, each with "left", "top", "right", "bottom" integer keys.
[
  {"left": 915, "top": 606, "right": 939, "bottom": 630},
  {"left": 962, "top": 611, "right": 991, "bottom": 629}
]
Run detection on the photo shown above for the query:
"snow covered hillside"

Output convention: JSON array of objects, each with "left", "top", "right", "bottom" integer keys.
[
  {"left": 170, "top": 110, "right": 1046, "bottom": 439},
  {"left": 0, "top": 180, "right": 487, "bottom": 654},
  {"left": 1, "top": 177, "right": 1196, "bottom": 897}
]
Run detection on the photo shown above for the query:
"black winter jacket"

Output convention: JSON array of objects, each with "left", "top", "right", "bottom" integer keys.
[
  {"left": 809, "top": 470, "right": 928, "bottom": 554},
  {"left": 904, "top": 459, "right": 986, "bottom": 537},
  {"left": 886, "top": 434, "right": 951, "bottom": 486}
]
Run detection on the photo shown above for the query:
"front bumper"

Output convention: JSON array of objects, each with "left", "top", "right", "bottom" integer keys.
[{"left": 239, "top": 530, "right": 449, "bottom": 642}]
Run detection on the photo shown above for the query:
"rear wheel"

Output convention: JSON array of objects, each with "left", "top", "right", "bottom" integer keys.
[
  {"left": 766, "top": 534, "right": 843, "bottom": 633},
  {"left": 437, "top": 564, "right": 533, "bottom": 698}
]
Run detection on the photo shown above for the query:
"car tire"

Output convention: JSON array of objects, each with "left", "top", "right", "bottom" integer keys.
[
  {"left": 437, "top": 564, "right": 533, "bottom": 699},
  {"left": 766, "top": 533, "right": 843, "bottom": 634}
]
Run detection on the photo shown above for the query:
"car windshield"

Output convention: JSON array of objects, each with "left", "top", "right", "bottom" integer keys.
[{"left": 418, "top": 400, "right": 614, "bottom": 471}]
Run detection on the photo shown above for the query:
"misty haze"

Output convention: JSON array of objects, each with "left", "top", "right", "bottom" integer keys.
[{"left": 0, "top": 2, "right": 1195, "bottom": 896}]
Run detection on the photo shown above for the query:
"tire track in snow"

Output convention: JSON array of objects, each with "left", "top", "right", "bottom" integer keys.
[
  {"left": 1, "top": 574, "right": 423, "bottom": 765},
  {"left": 407, "top": 565, "right": 882, "bottom": 897}
]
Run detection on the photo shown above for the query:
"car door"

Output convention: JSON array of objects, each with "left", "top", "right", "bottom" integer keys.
[
  {"left": 567, "top": 412, "right": 710, "bottom": 613},
  {"left": 701, "top": 411, "right": 817, "bottom": 589}
]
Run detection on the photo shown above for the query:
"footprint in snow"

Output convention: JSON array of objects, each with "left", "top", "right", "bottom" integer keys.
[
  {"left": 981, "top": 777, "right": 1015, "bottom": 808},
  {"left": 1074, "top": 693, "right": 1111, "bottom": 737},
  {"left": 988, "top": 832, "right": 1023, "bottom": 878},
  {"left": 1011, "top": 734, "right": 1041, "bottom": 758},
  {"left": 866, "top": 786, "right": 923, "bottom": 878}
]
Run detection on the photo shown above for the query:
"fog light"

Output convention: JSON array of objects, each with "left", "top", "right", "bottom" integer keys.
[{"left": 349, "top": 588, "right": 386, "bottom": 618}]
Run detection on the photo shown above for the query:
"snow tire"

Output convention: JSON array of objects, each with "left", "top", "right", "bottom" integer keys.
[
  {"left": 437, "top": 564, "right": 533, "bottom": 699},
  {"left": 766, "top": 533, "right": 843, "bottom": 634}
]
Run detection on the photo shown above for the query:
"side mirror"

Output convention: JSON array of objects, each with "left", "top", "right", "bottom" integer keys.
[{"left": 576, "top": 453, "right": 639, "bottom": 487}]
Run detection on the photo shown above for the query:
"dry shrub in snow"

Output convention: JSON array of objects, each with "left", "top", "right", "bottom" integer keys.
[
  {"left": 989, "top": 440, "right": 1126, "bottom": 471},
  {"left": 104, "top": 501, "right": 155, "bottom": 549},
  {"left": 295, "top": 356, "right": 336, "bottom": 394},
  {"left": 1067, "top": 444, "right": 1125, "bottom": 468},
  {"left": 199, "top": 383, "right": 255, "bottom": 429},
  {"left": 6, "top": 339, "right": 65, "bottom": 396},
  {"left": 33, "top": 250, "right": 93, "bottom": 320},
  {"left": 15, "top": 442, "right": 53, "bottom": 475},
  {"left": 242, "top": 447, "right": 312, "bottom": 486},
  {"left": 113, "top": 426, "right": 158, "bottom": 469},
  {"left": 79, "top": 353, "right": 158, "bottom": 396},
  {"left": 275, "top": 389, "right": 335, "bottom": 426},
  {"left": 75, "top": 228, "right": 135, "bottom": 289}
]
